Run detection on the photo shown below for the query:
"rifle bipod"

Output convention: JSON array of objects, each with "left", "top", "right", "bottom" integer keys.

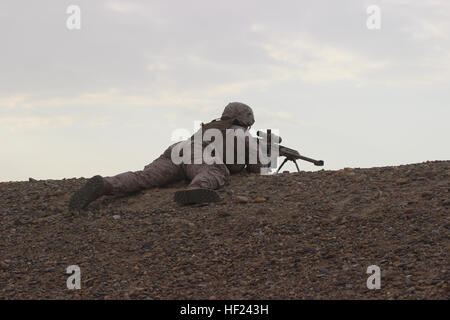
[{"left": 276, "top": 158, "right": 300, "bottom": 173}]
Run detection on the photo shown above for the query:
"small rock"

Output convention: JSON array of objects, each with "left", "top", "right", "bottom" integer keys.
[
  {"left": 234, "top": 196, "right": 249, "bottom": 203},
  {"left": 142, "top": 241, "right": 154, "bottom": 249},
  {"left": 415, "top": 286, "right": 426, "bottom": 291},
  {"left": 217, "top": 211, "right": 230, "bottom": 217},
  {"left": 396, "top": 178, "right": 409, "bottom": 185},
  {"left": 319, "top": 267, "right": 329, "bottom": 274},
  {"left": 112, "top": 215, "right": 121, "bottom": 220},
  {"left": 256, "top": 208, "right": 271, "bottom": 215},
  {"left": 53, "top": 189, "right": 64, "bottom": 196},
  {"left": 254, "top": 197, "right": 266, "bottom": 203},
  {"left": 29, "top": 177, "right": 37, "bottom": 182}
]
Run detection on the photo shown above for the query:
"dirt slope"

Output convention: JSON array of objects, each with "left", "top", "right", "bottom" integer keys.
[{"left": 0, "top": 161, "right": 448, "bottom": 299}]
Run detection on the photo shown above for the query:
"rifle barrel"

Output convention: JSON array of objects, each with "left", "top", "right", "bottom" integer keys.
[{"left": 296, "top": 155, "right": 324, "bottom": 166}]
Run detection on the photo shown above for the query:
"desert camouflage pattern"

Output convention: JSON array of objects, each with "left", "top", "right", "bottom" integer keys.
[
  {"left": 104, "top": 102, "right": 263, "bottom": 194},
  {"left": 221, "top": 102, "right": 255, "bottom": 127}
]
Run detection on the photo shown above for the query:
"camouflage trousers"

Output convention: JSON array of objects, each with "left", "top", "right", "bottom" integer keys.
[{"left": 103, "top": 143, "right": 231, "bottom": 194}]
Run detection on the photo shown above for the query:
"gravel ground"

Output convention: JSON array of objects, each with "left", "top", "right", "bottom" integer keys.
[{"left": 0, "top": 161, "right": 448, "bottom": 299}]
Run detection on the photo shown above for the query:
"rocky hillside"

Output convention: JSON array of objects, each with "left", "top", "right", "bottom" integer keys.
[{"left": 0, "top": 161, "right": 448, "bottom": 299}]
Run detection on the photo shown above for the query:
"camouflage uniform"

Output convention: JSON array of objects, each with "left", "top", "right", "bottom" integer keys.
[
  {"left": 69, "top": 102, "right": 264, "bottom": 209},
  {"left": 103, "top": 102, "right": 263, "bottom": 194}
]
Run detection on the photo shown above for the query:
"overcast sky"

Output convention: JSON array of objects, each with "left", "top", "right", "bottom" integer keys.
[{"left": 0, "top": 0, "right": 449, "bottom": 181}]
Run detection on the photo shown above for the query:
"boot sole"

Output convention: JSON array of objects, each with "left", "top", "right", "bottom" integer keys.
[
  {"left": 174, "top": 188, "right": 220, "bottom": 205},
  {"left": 69, "top": 175, "right": 104, "bottom": 210}
]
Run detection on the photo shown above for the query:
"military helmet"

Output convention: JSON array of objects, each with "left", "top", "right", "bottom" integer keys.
[{"left": 221, "top": 102, "right": 255, "bottom": 127}]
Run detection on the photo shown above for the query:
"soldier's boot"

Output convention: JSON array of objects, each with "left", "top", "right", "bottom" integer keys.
[
  {"left": 69, "top": 175, "right": 113, "bottom": 210},
  {"left": 173, "top": 185, "right": 220, "bottom": 205}
]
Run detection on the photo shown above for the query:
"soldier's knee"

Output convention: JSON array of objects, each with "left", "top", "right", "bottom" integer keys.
[{"left": 190, "top": 166, "right": 229, "bottom": 189}]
